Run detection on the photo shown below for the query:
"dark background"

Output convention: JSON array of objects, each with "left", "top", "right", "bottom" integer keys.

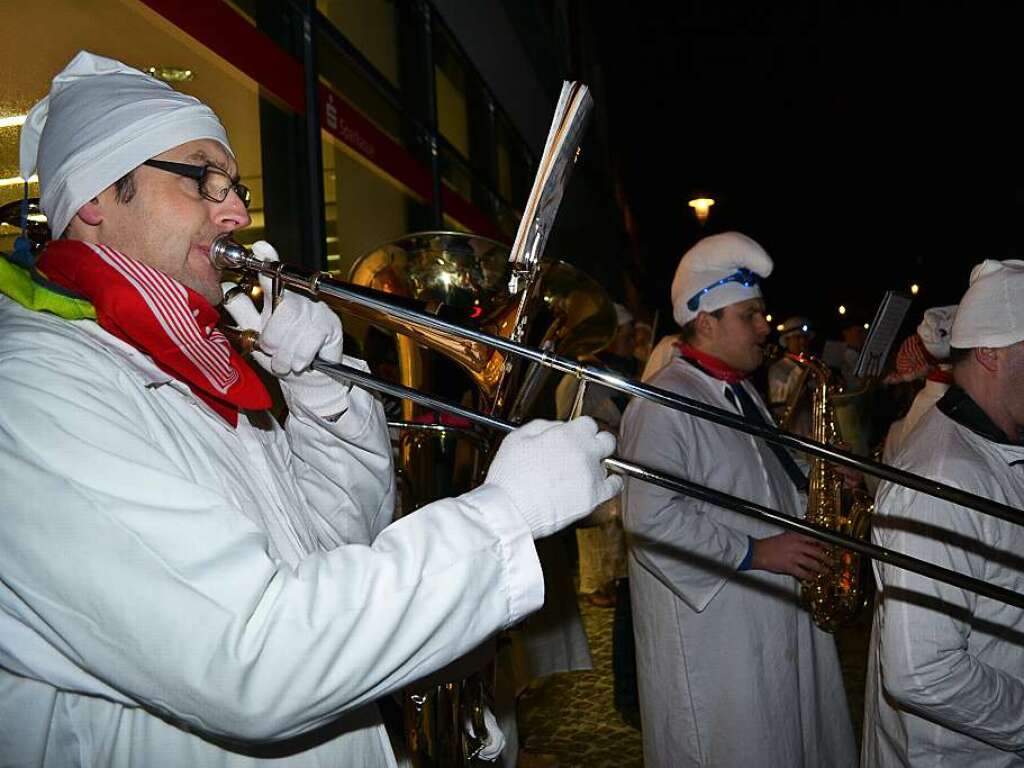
[{"left": 591, "top": 1, "right": 1024, "bottom": 338}]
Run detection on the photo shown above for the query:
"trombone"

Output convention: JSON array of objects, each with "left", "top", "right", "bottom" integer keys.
[{"left": 211, "top": 236, "right": 1024, "bottom": 608}]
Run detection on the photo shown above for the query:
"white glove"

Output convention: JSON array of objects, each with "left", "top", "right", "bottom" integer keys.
[
  {"left": 465, "top": 706, "right": 506, "bottom": 762},
  {"left": 485, "top": 416, "right": 622, "bottom": 539},
  {"left": 221, "top": 240, "right": 347, "bottom": 415}
]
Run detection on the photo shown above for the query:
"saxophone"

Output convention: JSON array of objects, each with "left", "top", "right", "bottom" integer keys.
[{"left": 780, "top": 353, "right": 874, "bottom": 632}]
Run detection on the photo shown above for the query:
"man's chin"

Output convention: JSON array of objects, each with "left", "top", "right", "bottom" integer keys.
[
  {"left": 745, "top": 349, "right": 765, "bottom": 372},
  {"left": 190, "top": 277, "right": 224, "bottom": 306}
]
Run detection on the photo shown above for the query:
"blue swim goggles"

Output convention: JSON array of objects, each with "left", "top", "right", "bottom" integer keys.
[{"left": 686, "top": 268, "right": 761, "bottom": 312}]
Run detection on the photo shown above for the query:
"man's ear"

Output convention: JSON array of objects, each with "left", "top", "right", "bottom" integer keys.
[
  {"left": 694, "top": 311, "right": 716, "bottom": 341},
  {"left": 75, "top": 198, "right": 103, "bottom": 227},
  {"left": 974, "top": 347, "right": 999, "bottom": 372}
]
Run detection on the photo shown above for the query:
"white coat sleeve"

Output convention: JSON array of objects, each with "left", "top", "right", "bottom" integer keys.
[
  {"left": 280, "top": 357, "right": 396, "bottom": 543},
  {"left": 873, "top": 483, "right": 1024, "bottom": 751},
  {"left": 0, "top": 355, "right": 543, "bottom": 745},
  {"left": 620, "top": 397, "right": 750, "bottom": 613}
]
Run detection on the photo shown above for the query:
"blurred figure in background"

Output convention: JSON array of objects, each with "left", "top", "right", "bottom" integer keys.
[
  {"left": 768, "top": 315, "right": 815, "bottom": 435},
  {"left": 556, "top": 302, "right": 635, "bottom": 608},
  {"left": 881, "top": 304, "right": 957, "bottom": 462}
]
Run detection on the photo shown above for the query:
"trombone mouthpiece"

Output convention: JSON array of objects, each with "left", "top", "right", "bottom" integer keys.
[{"left": 210, "top": 234, "right": 249, "bottom": 270}]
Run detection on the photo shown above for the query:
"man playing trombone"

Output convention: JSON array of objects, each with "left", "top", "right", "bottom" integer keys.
[
  {"left": 864, "top": 260, "right": 1024, "bottom": 766},
  {"left": 0, "top": 51, "right": 620, "bottom": 767},
  {"left": 620, "top": 232, "right": 856, "bottom": 767}
]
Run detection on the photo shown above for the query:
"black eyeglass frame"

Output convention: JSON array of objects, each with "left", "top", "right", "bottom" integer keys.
[{"left": 142, "top": 159, "right": 251, "bottom": 209}]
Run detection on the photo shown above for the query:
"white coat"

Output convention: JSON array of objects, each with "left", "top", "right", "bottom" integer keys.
[
  {"left": 863, "top": 403, "right": 1024, "bottom": 767},
  {"left": 0, "top": 294, "right": 544, "bottom": 767},
  {"left": 640, "top": 334, "right": 680, "bottom": 383},
  {"left": 768, "top": 354, "right": 803, "bottom": 406},
  {"left": 882, "top": 379, "right": 950, "bottom": 463},
  {"left": 620, "top": 357, "right": 856, "bottom": 768}
]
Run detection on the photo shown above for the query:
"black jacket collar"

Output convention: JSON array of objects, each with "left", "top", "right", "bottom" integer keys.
[{"left": 937, "top": 385, "right": 1020, "bottom": 446}]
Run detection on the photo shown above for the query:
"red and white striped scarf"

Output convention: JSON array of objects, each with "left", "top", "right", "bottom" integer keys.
[
  {"left": 884, "top": 333, "right": 937, "bottom": 385},
  {"left": 37, "top": 239, "right": 270, "bottom": 426}
]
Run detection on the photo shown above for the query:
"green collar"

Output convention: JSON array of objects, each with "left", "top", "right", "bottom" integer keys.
[{"left": 0, "top": 252, "right": 95, "bottom": 320}]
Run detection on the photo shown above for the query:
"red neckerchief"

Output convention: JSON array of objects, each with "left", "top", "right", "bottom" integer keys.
[
  {"left": 38, "top": 240, "right": 271, "bottom": 427},
  {"left": 674, "top": 341, "right": 749, "bottom": 383},
  {"left": 927, "top": 368, "right": 954, "bottom": 384}
]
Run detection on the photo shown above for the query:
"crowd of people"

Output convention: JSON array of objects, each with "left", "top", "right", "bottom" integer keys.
[{"left": 3, "top": 50, "right": 1024, "bottom": 768}]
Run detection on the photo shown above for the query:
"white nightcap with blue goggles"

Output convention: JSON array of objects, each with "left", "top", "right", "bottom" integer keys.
[{"left": 670, "top": 231, "right": 774, "bottom": 327}]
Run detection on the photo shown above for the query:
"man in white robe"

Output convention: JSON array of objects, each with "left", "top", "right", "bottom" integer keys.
[
  {"left": 881, "top": 304, "right": 957, "bottom": 462},
  {"left": 620, "top": 231, "right": 857, "bottom": 767},
  {"left": 863, "top": 260, "right": 1024, "bottom": 767},
  {"left": 0, "top": 51, "right": 620, "bottom": 768}
]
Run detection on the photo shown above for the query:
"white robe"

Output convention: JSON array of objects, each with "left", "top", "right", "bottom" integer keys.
[
  {"left": 863, "top": 404, "right": 1024, "bottom": 767},
  {"left": 640, "top": 335, "right": 680, "bottom": 383},
  {"left": 556, "top": 373, "right": 627, "bottom": 590},
  {"left": 0, "top": 294, "right": 543, "bottom": 767},
  {"left": 882, "top": 379, "right": 949, "bottom": 463},
  {"left": 620, "top": 358, "right": 856, "bottom": 768}
]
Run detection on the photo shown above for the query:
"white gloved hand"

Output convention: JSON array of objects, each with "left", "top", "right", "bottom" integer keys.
[
  {"left": 222, "top": 240, "right": 347, "bottom": 415},
  {"left": 466, "top": 706, "right": 506, "bottom": 762},
  {"left": 485, "top": 416, "right": 622, "bottom": 539}
]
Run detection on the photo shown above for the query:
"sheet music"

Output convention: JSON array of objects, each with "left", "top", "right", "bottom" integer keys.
[
  {"left": 507, "top": 82, "right": 593, "bottom": 273},
  {"left": 854, "top": 291, "right": 913, "bottom": 378}
]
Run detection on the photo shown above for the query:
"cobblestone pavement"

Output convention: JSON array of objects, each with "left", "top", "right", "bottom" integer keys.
[
  {"left": 517, "top": 596, "right": 871, "bottom": 766},
  {"left": 517, "top": 597, "right": 643, "bottom": 767}
]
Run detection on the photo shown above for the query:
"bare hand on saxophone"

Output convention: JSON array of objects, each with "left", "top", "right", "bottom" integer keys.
[{"left": 752, "top": 532, "right": 831, "bottom": 581}]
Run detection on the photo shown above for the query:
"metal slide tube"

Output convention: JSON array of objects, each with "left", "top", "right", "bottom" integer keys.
[{"left": 317, "top": 360, "right": 1024, "bottom": 611}]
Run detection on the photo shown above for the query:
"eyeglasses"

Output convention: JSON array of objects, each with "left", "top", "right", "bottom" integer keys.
[
  {"left": 142, "top": 159, "right": 252, "bottom": 209},
  {"left": 686, "top": 267, "right": 760, "bottom": 312}
]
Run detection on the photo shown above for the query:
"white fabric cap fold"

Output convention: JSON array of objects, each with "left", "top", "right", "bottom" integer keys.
[
  {"left": 670, "top": 232, "right": 773, "bottom": 327},
  {"left": 613, "top": 302, "right": 634, "bottom": 327},
  {"left": 640, "top": 334, "right": 680, "bottom": 382},
  {"left": 951, "top": 260, "right": 1024, "bottom": 349},
  {"left": 20, "top": 50, "right": 232, "bottom": 238},
  {"left": 917, "top": 304, "right": 957, "bottom": 360},
  {"left": 779, "top": 315, "right": 813, "bottom": 342}
]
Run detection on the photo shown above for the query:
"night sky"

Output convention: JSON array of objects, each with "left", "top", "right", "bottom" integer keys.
[{"left": 594, "top": 1, "right": 1024, "bottom": 339}]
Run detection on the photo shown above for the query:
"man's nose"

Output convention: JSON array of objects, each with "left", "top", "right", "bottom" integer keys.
[{"left": 213, "top": 190, "right": 251, "bottom": 231}]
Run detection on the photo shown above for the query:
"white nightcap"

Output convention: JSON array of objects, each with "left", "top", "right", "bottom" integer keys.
[
  {"left": 670, "top": 232, "right": 773, "bottom": 327},
  {"left": 951, "top": 260, "right": 1024, "bottom": 349},
  {"left": 20, "top": 50, "right": 232, "bottom": 238}
]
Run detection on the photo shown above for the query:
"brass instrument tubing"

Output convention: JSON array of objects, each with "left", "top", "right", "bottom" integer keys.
[
  {"left": 211, "top": 236, "right": 1024, "bottom": 527},
  {"left": 318, "top": 360, "right": 1024, "bottom": 610}
]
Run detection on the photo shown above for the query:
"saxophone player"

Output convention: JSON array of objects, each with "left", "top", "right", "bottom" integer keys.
[{"left": 620, "top": 232, "right": 856, "bottom": 767}]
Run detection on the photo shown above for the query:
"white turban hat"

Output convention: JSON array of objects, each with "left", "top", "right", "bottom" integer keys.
[
  {"left": 951, "top": 260, "right": 1024, "bottom": 349},
  {"left": 670, "top": 231, "right": 773, "bottom": 327},
  {"left": 20, "top": 50, "right": 232, "bottom": 238},
  {"left": 918, "top": 304, "right": 957, "bottom": 360}
]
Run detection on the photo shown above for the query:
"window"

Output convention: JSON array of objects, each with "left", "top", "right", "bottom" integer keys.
[{"left": 0, "top": 0, "right": 265, "bottom": 249}]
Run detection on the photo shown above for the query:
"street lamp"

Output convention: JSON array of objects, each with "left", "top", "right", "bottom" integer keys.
[
  {"left": 910, "top": 283, "right": 920, "bottom": 296},
  {"left": 688, "top": 197, "right": 715, "bottom": 225}
]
